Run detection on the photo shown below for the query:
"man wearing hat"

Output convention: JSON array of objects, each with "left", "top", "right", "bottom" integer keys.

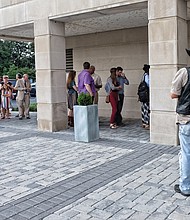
[{"left": 171, "top": 48, "right": 190, "bottom": 196}]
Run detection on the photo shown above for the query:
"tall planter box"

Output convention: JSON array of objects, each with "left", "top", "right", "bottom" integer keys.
[{"left": 74, "top": 105, "right": 99, "bottom": 142}]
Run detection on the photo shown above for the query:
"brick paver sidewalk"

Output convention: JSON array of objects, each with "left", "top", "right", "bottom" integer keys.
[{"left": 0, "top": 113, "right": 189, "bottom": 220}]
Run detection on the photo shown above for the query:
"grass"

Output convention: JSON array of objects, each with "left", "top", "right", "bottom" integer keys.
[{"left": 12, "top": 103, "right": 37, "bottom": 112}]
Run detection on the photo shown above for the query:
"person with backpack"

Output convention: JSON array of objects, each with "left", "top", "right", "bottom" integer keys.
[
  {"left": 138, "top": 64, "right": 150, "bottom": 129},
  {"left": 170, "top": 48, "right": 190, "bottom": 197}
]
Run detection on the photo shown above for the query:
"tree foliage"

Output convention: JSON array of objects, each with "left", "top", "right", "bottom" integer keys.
[{"left": 0, "top": 40, "right": 35, "bottom": 80}]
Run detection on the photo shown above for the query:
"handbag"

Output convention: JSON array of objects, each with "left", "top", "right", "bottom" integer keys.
[{"left": 105, "top": 95, "right": 110, "bottom": 103}]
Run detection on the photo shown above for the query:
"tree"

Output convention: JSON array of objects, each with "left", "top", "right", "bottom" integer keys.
[{"left": 0, "top": 40, "right": 35, "bottom": 80}]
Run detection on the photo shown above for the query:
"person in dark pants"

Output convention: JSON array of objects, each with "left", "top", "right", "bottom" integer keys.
[
  {"left": 115, "top": 67, "right": 129, "bottom": 125},
  {"left": 141, "top": 64, "right": 150, "bottom": 129}
]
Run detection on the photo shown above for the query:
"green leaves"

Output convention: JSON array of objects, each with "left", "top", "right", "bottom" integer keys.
[
  {"left": 77, "top": 93, "right": 93, "bottom": 106},
  {"left": 0, "top": 40, "right": 35, "bottom": 80}
]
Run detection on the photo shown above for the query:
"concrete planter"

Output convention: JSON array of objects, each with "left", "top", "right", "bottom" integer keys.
[{"left": 74, "top": 105, "right": 99, "bottom": 142}]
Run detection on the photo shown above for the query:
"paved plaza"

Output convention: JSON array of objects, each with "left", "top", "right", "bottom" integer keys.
[{"left": 0, "top": 112, "right": 189, "bottom": 220}]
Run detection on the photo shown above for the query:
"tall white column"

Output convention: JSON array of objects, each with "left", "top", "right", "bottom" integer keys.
[
  {"left": 148, "top": 0, "right": 188, "bottom": 145},
  {"left": 34, "top": 19, "right": 67, "bottom": 131}
]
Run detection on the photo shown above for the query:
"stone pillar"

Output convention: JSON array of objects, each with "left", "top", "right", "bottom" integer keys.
[
  {"left": 34, "top": 19, "right": 67, "bottom": 132},
  {"left": 148, "top": 0, "right": 188, "bottom": 145}
]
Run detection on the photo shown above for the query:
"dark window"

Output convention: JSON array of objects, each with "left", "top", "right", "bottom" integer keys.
[{"left": 66, "top": 49, "right": 73, "bottom": 72}]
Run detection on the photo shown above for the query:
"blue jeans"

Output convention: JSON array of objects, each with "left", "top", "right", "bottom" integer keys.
[{"left": 179, "top": 123, "right": 190, "bottom": 194}]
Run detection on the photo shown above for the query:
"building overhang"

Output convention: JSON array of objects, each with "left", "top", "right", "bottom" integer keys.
[
  {"left": 1, "top": 0, "right": 190, "bottom": 41},
  {"left": 0, "top": 1, "right": 148, "bottom": 41}
]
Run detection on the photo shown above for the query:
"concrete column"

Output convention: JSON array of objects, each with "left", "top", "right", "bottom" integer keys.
[
  {"left": 34, "top": 18, "right": 67, "bottom": 132},
  {"left": 148, "top": 0, "right": 188, "bottom": 145}
]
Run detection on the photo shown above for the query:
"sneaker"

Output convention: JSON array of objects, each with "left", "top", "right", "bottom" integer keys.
[
  {"left": 174, "top": 184, "right": 190, "bottom": 196},
  {"left": 19, "top": 117, "right": 22, "bottom": 120},
  {"left": 26, "top": 116, "right": 30, "bottom": 119}
]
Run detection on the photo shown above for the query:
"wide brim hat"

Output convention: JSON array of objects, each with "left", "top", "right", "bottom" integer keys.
[{"left": 186, "top": 48, "right": 190, "bottom": 56}]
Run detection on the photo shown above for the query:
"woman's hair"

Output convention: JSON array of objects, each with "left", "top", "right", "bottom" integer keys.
[
  {"left": 67, "top": 70, "right": 76, "bottom": 88},
  {"left": 110, "top": 67, "right": 117, "bottom": 85}
]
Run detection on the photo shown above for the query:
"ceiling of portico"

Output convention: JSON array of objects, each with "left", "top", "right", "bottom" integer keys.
[
  {"left": 64, "top": 8, "right": 148, "bottom": 36},
  {"left": 0, "top": 23, "right": 34, "bottom": 41},
  {"left": 54, "top": 2, "right": 148, "bottom": 36},
  {"left": 0, "top": 2, "right": 148, "bottom": 41},
  {"left": 2, "top": 1, "right": 190, "bottom": 41}
]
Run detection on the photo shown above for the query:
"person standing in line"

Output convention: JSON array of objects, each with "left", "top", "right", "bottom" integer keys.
[
  {"left": 23, "top": 74, "right": 31, "bottom": 119},
  {"left": 0, "top": 76, "right": 3, "bottom": 117},
  {"left": 67, "top": 70, "right": 78, "bottom": 127},
  {"left": 15, "top": 74, "right": 24, "bottom": 118},
  {"left": 106, "top": 67, "right": 122, "bottom": 129},
  {"left": 115, "top": 66, "right": 129, "bottom": 125},
  {"left": 0, "top": 75, "right": 12, "bottom": 119},
  {"left": 141, "top": 64, "right": 150, "bottom": 129},
  {"left": 14, "top": 73, "right": 25, "bottom": 120},
  {"left": 171, "top": 48, "right": 190, "bottom": 197},
  {"left": 89, "top": 65, "right": 102, "bottom": 104},
  {"left": 78, "top": 62, "right": 96, "bottom": 103}
]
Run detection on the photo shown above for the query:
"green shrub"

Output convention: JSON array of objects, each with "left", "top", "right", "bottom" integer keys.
[
  {"left": 29, "top": 103, "right": 37, "bottom": 112},
  {"left": 12, "top": 107, "right": 18, "bottom": 111},
  {"left": 11, "top": 103, "right": 37, "bottom": 112},
  {"left": 77, "top": 93, "right": 93, "bottom": 106}
]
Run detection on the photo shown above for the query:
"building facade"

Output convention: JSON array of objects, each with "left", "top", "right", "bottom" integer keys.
[{"left": 0, "top": 0, "right": 190, "bottom": 145}]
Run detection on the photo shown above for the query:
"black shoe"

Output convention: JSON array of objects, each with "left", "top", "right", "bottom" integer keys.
[
  {"left": 26, "top": 116, "right": 30, "bottom": 119},
  {"left": 174, "top": 184, "right": 190, "bottom": 196},
  {"left": 19, "top": 117, "right": 22, "bottom": 120},
  {"left": 15, "top": 114, "right": 19, "bottom": 117}
]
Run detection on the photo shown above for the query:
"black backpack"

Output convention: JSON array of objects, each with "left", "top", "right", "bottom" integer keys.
[{"left": 137, "top": 75, "right": 149, "bottom": 103}]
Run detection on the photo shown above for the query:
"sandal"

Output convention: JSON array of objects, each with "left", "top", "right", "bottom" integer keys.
[
  {"left": 110, "top": 124, "right": 118, "bottom": 129},
  {"left": 144, "top": 125, "right": 150, "bottom": 130}
]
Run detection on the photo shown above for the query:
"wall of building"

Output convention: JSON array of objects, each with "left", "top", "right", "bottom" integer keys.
[{"left": 66, "top": 26, "right": 148, "bottom": 118}]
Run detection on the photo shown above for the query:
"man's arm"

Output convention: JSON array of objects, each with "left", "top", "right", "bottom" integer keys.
[
  {"left": 170, "top": 67, "right": 187, "bottom": 99},
  {"left": 170, "top": 93, "right": 179, "bottom": 99},
  {"left": 14, "top": 80, "right": 25, "bottom": 91},
  {"left": 84, "top": 84, "right": 93, "bottom": 96}
]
